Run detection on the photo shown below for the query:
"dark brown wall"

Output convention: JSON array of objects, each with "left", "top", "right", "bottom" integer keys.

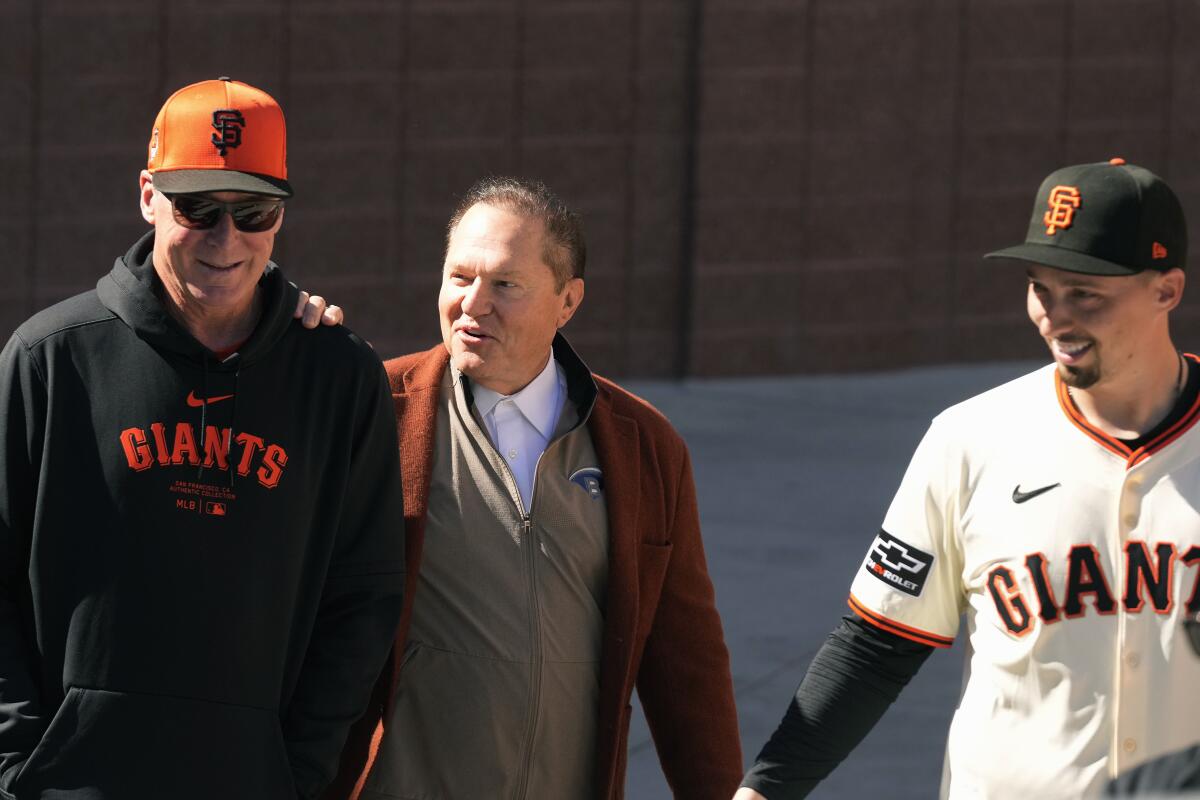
[{"left": 3, "top": 0, "right": 1196, "bottom": 377}]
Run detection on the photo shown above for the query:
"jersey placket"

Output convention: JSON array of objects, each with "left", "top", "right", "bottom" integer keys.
[
  {"left": 1057, "top": 371, "right": 1194, "bottom": 779},
  {"left": 1113, "top": 461, "right": 1149, "bottom": 774}
]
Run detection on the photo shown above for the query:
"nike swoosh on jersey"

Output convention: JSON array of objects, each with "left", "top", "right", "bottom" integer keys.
[
  {"left": 186, "top": 391, "right": 235, "bottom": 407},
  {"left": 1012, "top": 482, "right": 1061, "bottom": 504}
]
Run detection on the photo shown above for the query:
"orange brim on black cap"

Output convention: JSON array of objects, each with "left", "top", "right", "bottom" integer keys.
[
  {"left": 152, "top": 169, "right": 293, "bottom": 198},
  {"left": 984, "top": 244, "right": 1142, "bottom": 276}
]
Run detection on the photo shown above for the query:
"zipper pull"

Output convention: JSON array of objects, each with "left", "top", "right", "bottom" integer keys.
[{"left": 522, "top": 517, "right": 532, "bottom": 544}]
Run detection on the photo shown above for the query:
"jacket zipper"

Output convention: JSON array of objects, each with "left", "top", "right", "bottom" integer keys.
[
  {"left": 507, "top": 443, "right": 558, "bottom": 800},
  {"left": 513, "top": 513, "right": 541, "bottom": 800}
]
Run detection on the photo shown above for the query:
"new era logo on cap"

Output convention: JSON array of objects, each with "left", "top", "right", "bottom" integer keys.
[
  {"left": 147, "top": 77, "right": 292, "bottom": 198},
  {"left": 985, "top": 157, "right": 1186, "bottom": 276}
]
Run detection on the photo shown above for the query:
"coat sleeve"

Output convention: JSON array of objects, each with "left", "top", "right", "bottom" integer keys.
[
  {"left": 635, "top": 443, "right": 743, "bottom": 799},
  {"left": 0, "top": 334, "right": 49, "bottom": 792},
  {"left": 283, "top": 358, "right": 406, "bottom": 800}
]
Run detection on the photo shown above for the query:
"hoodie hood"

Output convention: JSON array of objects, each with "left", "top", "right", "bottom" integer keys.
[{"left": 96, "top": 230, "right": 299, "bottom": 368}]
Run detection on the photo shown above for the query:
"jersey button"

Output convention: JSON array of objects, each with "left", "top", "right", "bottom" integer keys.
[
  {"left": 1122, "top": 513, "right": 1138, "bottom": 527},
  {"left": 1125, "top": 651, "right": 1140, "bottom": 668},
  {"left": 1123, "top": 738, "right": 1137, "bottom": 754}
]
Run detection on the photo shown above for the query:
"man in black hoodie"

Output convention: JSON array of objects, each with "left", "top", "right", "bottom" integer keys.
[{"left": 0, "top": 78, "right": 405, "bottom": 800}]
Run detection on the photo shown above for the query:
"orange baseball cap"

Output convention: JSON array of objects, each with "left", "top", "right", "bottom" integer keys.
[{"left": 147, "top": 77, "right": 293, "bottom": 197}]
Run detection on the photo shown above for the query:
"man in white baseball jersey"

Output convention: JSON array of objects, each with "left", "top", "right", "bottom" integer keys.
[{"left": 735, "top": 158, "right": 1200, "bottom": 799}]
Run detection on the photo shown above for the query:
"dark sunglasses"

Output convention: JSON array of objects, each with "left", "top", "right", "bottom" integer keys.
[
  {"left": 162, "top": 192, "right": 284, "bottom": 233},
  {"left": 1186, "top": 611, "right": 1200, "bottom": 657}
]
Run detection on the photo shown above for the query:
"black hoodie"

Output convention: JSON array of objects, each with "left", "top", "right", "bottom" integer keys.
[{"left": 0, "top": 233, "right": 405, "bottom": 800}]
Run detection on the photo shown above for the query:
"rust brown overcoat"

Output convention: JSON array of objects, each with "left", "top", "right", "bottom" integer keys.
[{"left": 325, "top": 344, "right": 742, "bottom": 800}]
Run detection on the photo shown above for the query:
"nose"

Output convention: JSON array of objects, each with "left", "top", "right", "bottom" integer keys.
[
  {"left": 204, "top": 210, "right": 239, "bottom": 248},
  {"left": 460, "top": 278, "right": 490, "bottom": 317}
]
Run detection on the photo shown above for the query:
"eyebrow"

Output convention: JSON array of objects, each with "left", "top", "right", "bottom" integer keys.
[
  {"left": 444, "top": 263, "right": 520, "bottom": 280},
  {"left": 1025, "top": 269, "right": 1101, "bottom": 288}
]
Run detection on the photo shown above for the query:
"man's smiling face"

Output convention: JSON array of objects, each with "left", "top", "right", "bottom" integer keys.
[
  {"left": 142, "top": 175, "right": 282, "bottom": 322},
  {"left": 438, "top": 202, "right": 582, "bottom": 395},
  {"left": 1026, "top": 264, "right": 1171, "bottom": 389}
]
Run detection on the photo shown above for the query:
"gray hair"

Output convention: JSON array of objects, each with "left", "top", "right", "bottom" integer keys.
[{"left": 446, "top": 176, "right": 586, "bottom": 290}]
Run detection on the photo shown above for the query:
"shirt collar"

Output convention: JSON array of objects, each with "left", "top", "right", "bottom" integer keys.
[{"left": 469, "top": 353, "right": 562, "bottom": 440}]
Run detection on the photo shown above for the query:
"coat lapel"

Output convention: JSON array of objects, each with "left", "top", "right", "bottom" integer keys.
[
  {"left": 385, "top": 345, "right": 447, "bottom": 696},
  {"left": 588, "top": 381, "right": 641, "bottom": 796}
]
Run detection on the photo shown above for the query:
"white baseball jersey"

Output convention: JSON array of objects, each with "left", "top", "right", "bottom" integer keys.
[{"left": 849, "top": 360, "right": 1200, "bottom": 800}]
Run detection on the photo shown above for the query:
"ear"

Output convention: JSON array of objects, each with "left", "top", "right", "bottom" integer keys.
[
  {"left": 556, "top": 278, "right": 585, "bottom": 328},
  {"left": 139, "top": 171, "right": 156, "bottom": 225},
  {"left": 1155, "top": 268, "right": 1185, "bottom": 312}
]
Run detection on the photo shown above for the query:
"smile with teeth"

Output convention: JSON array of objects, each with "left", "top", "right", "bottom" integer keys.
[{"left": 1053, "top": 339, "right": 1093, "bottom": 360}]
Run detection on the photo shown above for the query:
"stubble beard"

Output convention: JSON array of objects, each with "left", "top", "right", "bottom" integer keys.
[{"left": 1058, "top": 360, "right": 1101, "bottom": 390}]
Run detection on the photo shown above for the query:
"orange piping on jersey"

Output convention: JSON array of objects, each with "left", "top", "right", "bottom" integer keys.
[
  {"left": 1056, "top": 373, "right": 1132, "bottom": 459},
  {"left": 1128, "top": 353, "right": 1200, "bottom": 466},
  {"left": 848, "top": 594, "right": 954, "bottom": 648},
  {"left": 1055, "top": 354, "right": 1200, "bottom": 469}
]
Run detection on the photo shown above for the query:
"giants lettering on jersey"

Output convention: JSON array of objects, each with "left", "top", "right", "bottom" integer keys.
[
  {"left": 864, "top": 530, "right": 934, "bottom": 597},
  {"left": 989, "top": 541, "right": 1200, "bottom": 636},
  {"left": 119, "top": 422, "right": 288, "bottom": 489}
]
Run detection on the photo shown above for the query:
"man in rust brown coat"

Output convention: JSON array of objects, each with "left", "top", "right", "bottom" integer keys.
[{"left": 326, "top": 176, "right": 741, "bottom": 799}]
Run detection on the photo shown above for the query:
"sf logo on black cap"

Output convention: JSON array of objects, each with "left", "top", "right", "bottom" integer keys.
[
  {"left": 211, "top": 109, "right": 245, "bottom": 155},
  {"left": 1043, "top": 185, "right": 1081, "bottom": 235},
  {"left": 864, "top": 530, "right": 934, "bottom": 597}
]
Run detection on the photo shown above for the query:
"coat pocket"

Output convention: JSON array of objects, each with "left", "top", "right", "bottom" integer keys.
[{"left": 11, "top": 686, "right": 294, "bottom": 800}]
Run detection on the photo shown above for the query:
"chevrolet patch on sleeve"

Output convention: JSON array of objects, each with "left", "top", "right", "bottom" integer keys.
[{"left": 863, "top": 530, "right": 934, "bottom": 597}]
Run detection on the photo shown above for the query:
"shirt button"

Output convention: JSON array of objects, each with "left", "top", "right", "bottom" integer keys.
[
  {"left": 508, "top": 449, "right": 518, "bottom": 460},
  {"left": 1125, "top": 652, "right": 1140, "bottom": 668},
  {"left": 1123, "top": 738, "right": 1137, "bottom": 754}
]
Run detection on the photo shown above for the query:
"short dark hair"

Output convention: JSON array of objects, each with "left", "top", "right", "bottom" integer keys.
[{"left": 446, "top": 176, "right": 586, "bottom": 290}]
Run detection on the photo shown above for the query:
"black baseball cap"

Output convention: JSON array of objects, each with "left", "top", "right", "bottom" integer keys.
[{"left": 985, "top": 158, "right": 1186, "bottom": 275}]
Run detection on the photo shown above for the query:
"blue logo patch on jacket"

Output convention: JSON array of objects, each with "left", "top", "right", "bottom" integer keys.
[{"left": 569, "top": 467, "right": 603, "bottom": 500}]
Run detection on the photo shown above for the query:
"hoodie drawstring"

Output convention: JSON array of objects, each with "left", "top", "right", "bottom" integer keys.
[
  {"left": 227, "top": 368, "right": 240, "bottom": 489},
  {"left": 196, "top": 358, "right": 239, "bottom": 489},
  {"left": 197, "top": 356, "right": 210, "bottom": 482}
]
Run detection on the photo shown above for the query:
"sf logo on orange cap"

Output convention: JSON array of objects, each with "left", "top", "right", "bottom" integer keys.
[
  {"left": 1043, "top": 185, "right": 1081, "bottom": 235},
  {"left": 211, "top": 109, "right": 246, "bottom": 156}
]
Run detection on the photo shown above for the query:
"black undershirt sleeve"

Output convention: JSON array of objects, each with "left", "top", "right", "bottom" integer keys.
[{"left": 739, "top": 614, "right": 936, "bottom": 799}]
